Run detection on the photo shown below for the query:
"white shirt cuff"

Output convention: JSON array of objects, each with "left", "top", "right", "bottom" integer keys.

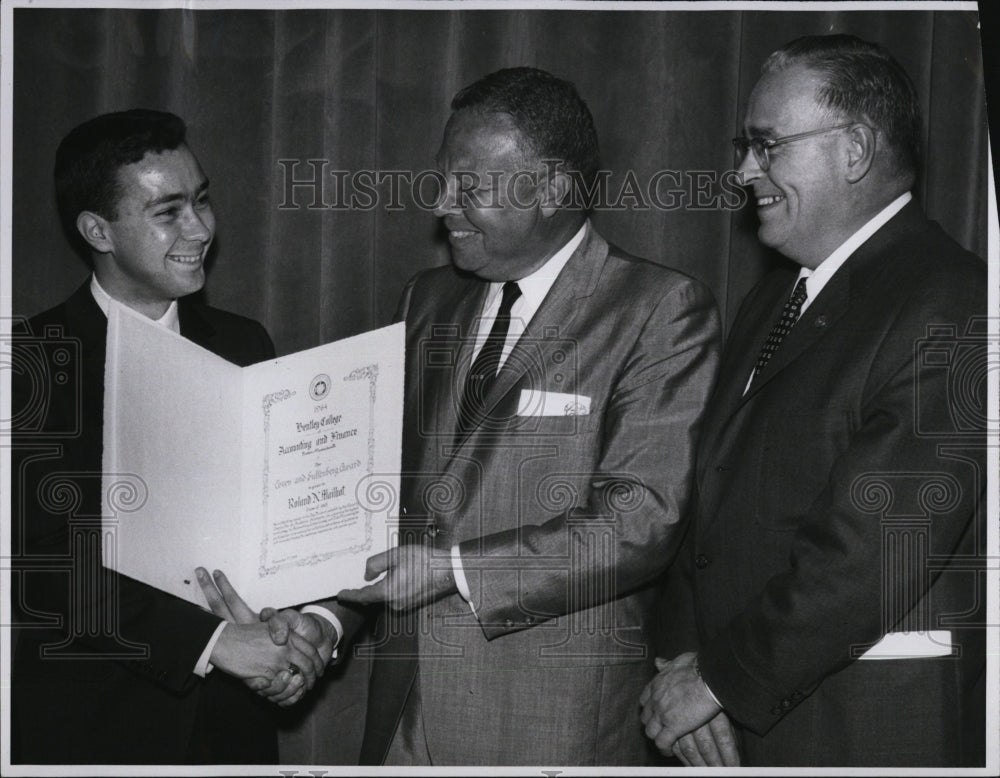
[
  {"left": 702, "top": 679, "right": 723, "bottom": 708},
  {"left": 451, "top": 544, "right": 478, "bottom": 618},
  {"left": 695, "top": 657, "right": 723, "bottom": 708},
  {"left": 194, "top": 621, "right": 228, "bottom": 677},
  {"left": 301, "top": 604, "right": 343, "bottom": 660}
]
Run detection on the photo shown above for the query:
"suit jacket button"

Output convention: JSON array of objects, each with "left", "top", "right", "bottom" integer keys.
[
  {"left": 504, "top": 619, "right": 514, "bottom": 628},
  {"left": 770, "top": 706, "right": 783, "bottom": 716},
  {"left": 695, "top": 554, "right": 709, "bottom": 569},
  {"left": 814, "top": 314, "right": 828, "bottom": 328},
  {"left": 715, "top": 465, "right": 729, "bottom": 473}
]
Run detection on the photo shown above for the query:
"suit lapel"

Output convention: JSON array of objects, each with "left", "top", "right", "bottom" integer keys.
[
  {"left": 738, "top": 201, "right": 926, "bottom": 407},
  {"left": 738, "top": 270, "right": 850, "bottom": 406},
  {"left": 451, "top": 227, "right": 607, "bottom": 450},
  {"left": 696, "top": 270, "right": 792, "bottom": 468},
  {"left": 428, "top": 277, "right": 489, "bottom": 453},
  {"left": 64, "top": 288, "right": 224, "bottom": 420},
  {"left": 177, "top": 298, "right": 215, "bottom": 349},
  {"left": 63, "top": 281, "right": 109, "bottom": 358},
  {"left": 63, "top": 283, "right": 111, "bottom": 407},
  {"left": 701, "top": 200, "right": 929, "bottom": 469}
]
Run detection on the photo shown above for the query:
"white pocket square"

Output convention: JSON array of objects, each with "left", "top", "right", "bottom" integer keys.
[
  {"left": 517, "top": 389, "right": 591, "bottom": 417},
  {"left": 857, "top": 630, "right": 953, "bottom": 660}
]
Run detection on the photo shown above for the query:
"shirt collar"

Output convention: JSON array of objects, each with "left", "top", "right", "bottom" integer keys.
[
  {"left": 485, "top": 219, "right": 589, "bottom": 314},
  {"left": 90, "top": 275, "right": 181, "bottom": 333},
  {"left": 797, "top": 192, "right": 912, "bottom": 310}
]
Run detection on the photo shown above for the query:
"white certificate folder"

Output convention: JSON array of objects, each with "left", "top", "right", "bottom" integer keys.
[{"left": 102, "top": 302, "right": 404, "bottom": 612}]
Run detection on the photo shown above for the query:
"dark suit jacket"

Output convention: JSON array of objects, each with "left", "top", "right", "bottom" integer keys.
[
  {"left": 359, "top": 225, "right": 721, "bottom": 765},
  {"left": 664, "top": 202, "right": 987, "bottom": 766},
  {"left": 11, "top": 281, "right": 279, "bottom": 765}
]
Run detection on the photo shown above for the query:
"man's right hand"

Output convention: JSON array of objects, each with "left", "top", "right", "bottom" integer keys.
[
  {"left": 669, "top": 711, "right": 740, "bottom": 767},
  {"left": 256, "top": 608, "right": 336, "bottom": 707},
  {"left": 208, "top": 620, "right": 323, "bottom": 690},
  {"left": 196, "top": 567, "right": 327, "bottom": 705},
  {"left": 260, "top": 607, "right": 336, "bottom": 664}
]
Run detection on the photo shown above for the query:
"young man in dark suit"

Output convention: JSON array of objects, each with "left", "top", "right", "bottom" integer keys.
[
  {"left": 10, "top": 110, "right": 324, "bottom": 764},
  {"left": 641, "top": 35, "right": 987, "bottom": 767}
]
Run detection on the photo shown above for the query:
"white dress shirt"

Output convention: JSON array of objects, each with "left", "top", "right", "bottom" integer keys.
[
  {"left": 451, "top": 220, "right": 589, "bottom": 614},
  {"left": 743, "top": 192, "right": 912, "bottom": 394},
  {"left": 469, "top": 220, "right": 588, "bottom": 369},
  {"left": 90, "top": 275, "right": 181, "bottom": 333},
  {"left": 798, "top": 191, "right": 911, "bottom": 315}
]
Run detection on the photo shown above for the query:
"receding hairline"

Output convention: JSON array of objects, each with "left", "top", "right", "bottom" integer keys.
[{"left": 441, "top": 107, "right": 541, "bottom": 166}]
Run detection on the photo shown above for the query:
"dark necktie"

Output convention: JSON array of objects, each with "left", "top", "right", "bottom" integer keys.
[
  {"left": 751, "top": 277, "right": 808, "bottom": 383},
  {"left": 458, "top": 281, "right": 522, "bottom": 432}
]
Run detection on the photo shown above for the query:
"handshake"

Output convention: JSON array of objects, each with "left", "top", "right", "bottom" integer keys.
[
  {"left": 193, "top": 540, "right": 458, "bottom": 707},
  {"left": 194, "top": 567, "right": 340, "bottom": 708}
]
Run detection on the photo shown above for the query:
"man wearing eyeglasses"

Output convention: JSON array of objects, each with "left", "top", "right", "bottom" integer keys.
[{"left": 641, "top": 34, "right": 986, "bottom": 767}]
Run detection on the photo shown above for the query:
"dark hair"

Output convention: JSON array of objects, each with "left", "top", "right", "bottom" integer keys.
[
  {"left": 54, "top": 109, "right": 188, "bottom": 253},
  {"left": 451, "top": 67, "right": 600, "bottom": 194},
  {"left": 763, "top": 34, "right": 921, "bottom": 181}
]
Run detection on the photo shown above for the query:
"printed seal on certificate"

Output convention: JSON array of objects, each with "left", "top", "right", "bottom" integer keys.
[{"left": 101, "top": 301, "right": 404, "bottom": 612}]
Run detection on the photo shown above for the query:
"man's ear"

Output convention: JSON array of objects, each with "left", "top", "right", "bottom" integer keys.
[
  {"left": 76, "top": 211, "right": 114, "bottom": 254},
  {"left": 539, "top": 167, "right": 574, "bottom": 217},
  {"left": 844, "top": 123, "right": 876, "bottom": 184}
]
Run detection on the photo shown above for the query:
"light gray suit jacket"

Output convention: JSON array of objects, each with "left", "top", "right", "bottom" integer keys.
[{"left": 360, "top": 224, "right": 720, "bottom": 765}]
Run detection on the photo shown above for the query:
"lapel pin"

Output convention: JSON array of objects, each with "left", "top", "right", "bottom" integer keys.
[{"left": 814, "top": 314, "right": 828, "bottom": 328}]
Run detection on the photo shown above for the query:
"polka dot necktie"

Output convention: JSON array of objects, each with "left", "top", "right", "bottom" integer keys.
[
  {"left": 751, "top": 277, "right": 808, "bottom": 383},
  {"left": 458, "top": 281, "right": 522, "bottom": 432}
]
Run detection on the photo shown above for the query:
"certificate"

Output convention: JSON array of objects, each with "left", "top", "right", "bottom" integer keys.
[{"left": 101, "top": 302, "right": 403, "bottom": 612}]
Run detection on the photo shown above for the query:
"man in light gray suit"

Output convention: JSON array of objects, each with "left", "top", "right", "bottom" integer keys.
[{"left": 206, "top": 66, "right": 722, "bottom": 765}]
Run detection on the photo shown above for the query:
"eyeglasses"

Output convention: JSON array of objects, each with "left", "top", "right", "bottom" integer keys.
[{"left": 732, "top": 123, "right": 855, "bottom": 171}]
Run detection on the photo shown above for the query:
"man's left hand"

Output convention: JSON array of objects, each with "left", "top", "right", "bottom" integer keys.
[
  {"left": 337, "top": 542, "right": 456, "bottom": 611},
  {"left": 640, "top": 652, "right": 724, "bottom": 759}
]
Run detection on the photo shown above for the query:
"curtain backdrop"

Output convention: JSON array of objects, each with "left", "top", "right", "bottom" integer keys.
[
  {"left": 13, "top": 8, "right": 986, "bottom": 345},
  {"left": 9, "top": 5, "right": 988, "bottom": 765}
]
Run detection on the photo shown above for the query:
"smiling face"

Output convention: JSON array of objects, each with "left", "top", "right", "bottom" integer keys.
[
  {"left": 433, "top": 110, "right": 557, "bottom": 281},
  {"left": 739, "top": 64, "right": 855, "bottom": 268},
  {"left": 90, "top": 145, "right": 214, "bottom": 317}
]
